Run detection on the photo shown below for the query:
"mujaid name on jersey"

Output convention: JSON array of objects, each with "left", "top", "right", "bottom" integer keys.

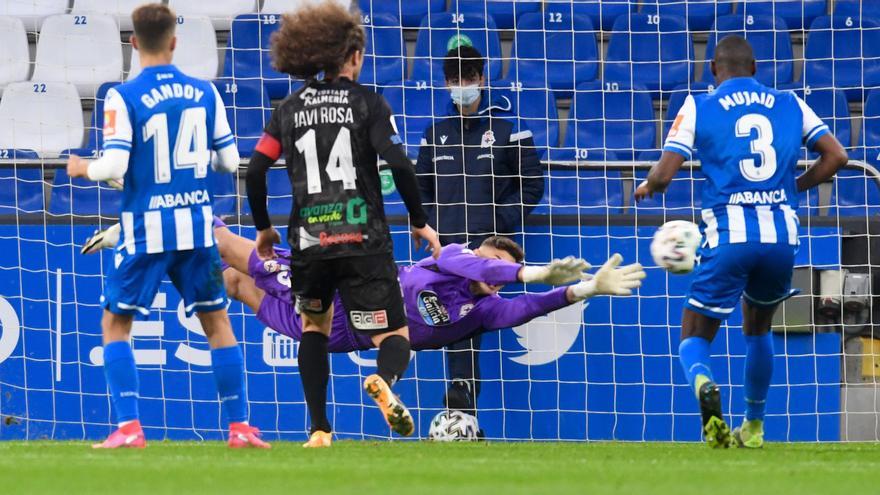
[
  {"left": 728, "top": 188, "right": 787, "bottom": 205},
  {"left": 149, "top": 189, "right": 211, "bottom": 209},
  {"left": 140, "top": 83, "right": 205, "bottom": 109},
  {"left": 294, "top": 107, "right": 355, "bottom": 127},
  {"left": 718, "top": 91, "right": 776, "bottom": 111}
]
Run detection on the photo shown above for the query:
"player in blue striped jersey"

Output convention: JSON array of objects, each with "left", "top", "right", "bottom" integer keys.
[
  {"left": 66, "top": 4, "right": 268, "bottom": 449},
  {"left": 636, "top": 36, "right": 848, "bottom": 448}
]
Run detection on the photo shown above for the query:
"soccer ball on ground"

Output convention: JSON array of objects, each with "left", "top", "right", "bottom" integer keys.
[
  {"left": 650, "top": 220, "right": 702, "bottom": 274},
  {"left": 428, "top": 410, "right": 480, "bottom": 441}
]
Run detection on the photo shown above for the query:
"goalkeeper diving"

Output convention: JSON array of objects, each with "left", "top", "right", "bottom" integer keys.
[{"left": 83, "top": 218, "right": 645, "bottom": 441}]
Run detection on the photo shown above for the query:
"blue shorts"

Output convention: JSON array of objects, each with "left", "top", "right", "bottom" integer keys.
[
  {"left": 102, "top": 246, "right": 228, "bottom": 317},
  {"left": 685, "top": 242, "right": 798, "bottom": 320}
]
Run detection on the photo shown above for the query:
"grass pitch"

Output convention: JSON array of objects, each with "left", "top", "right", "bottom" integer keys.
[{"left": 1, "top": 441, "right": 877, "bottom": 495}]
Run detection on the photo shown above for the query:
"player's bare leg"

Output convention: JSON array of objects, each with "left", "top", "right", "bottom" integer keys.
[
  {"left": 223, "top": 268, "right": 265, "bottom": 314},
  {"left": 365, "top": 327, "right": 415, "bottom": 437},
  {"left": 198, "top": 308, "right": 271, "bottom": 449},
  {"left": 213, "top": 220, "right": 257, "bottom": 275},
  {"left": 299, "top": 307, "right": 335, "bottom": 448},
  {"left": 93, "top": 311, "right": 146, "bottom": 449},
  {"left": 732, "top": 301, "right": 778, "bottom": 449},
  {"left": 681, "top": 310, "right": 731, "bottom": 448}
]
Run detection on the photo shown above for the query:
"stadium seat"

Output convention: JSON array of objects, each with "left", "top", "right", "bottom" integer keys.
[
  {"left": 0, "top": 0, "right": 67, "bottom": 32},
  {"left": 448, "top": 0, "right": 541, "bottom": 30},
  {"left": 739, "top": 0, "right": 827, "bottom": 31},
  {"left": 224, "top": 14, "right": 299, "bottom": 99},
  {"left": 509, "top": 10, "right": 598, "bottom": 98},
  {"left": 802, "top": 16, "right": 880, "bottom": 102},
  {"left": 556, "top": 81, "right": 656, "bottom": 161},
  {"left": 129, "top": 16, "right": 218, "bottom": 80},
  {"left": 49, "top": 169, "right": 122, "bottom": 216},
  {"left": 604, "top": 14, "right": 694, "bottom": 98},
  {"left": 703, "top": 15, "right": 794, "bottom": 88},
  {"left": 213, "top": 78, "right": 271, "bottom": 157},
  {"left": 359, "top": 0, "right": 445, "bottom": 28},
  {"left": 0, "top": 153, "right": 44, "bottom": 214},
  {"left": 168, "top": 0, "right": 258, "bottom": 30},
  {"left": 855, "top": 90, "right": 880, "bottom": 166},
  {"left": 72, "top": 0, "right": 164, "bottom": 31},
  {"left": 411, "top": 13, "right": 503, "bottom": 85},
  {"left": 261, "top": 0, "right": 351, "bottom": 13},
  {"left": 486, "top": 80, "right": 559, "bottom": 157},
  {"left": 641, "top": 0, "right": 734, "bottom": 31},
  {"left": 780, "top": 85, "right": 851, "bottom": 158},
  {"left": 382, "top": 80, "right": 452, "bottom": 158},
  {"left": 62, "top": 81, "right": 119, "bottom": 157},
  {"left": 546, "top": 0, "right": 633, "bottom": 31},
  {"left": 835, "top": 0, "right": 880, "bottom": 20},
  {"left": 0, "top": 81, "right": 83, "bottom": 156},
  {"left": 0, "top": 17, "right": 30, "bottom": 94},
  {"left": 360, "top": 13, "right": 405, "bottom": 87},
  {"left": 240, "top": 168, "right": 292, "bottom": 215},
  {"left": 634, "top": 170, "right": 704, "bottom": 215},
  {"left": 532, "top": 168, "right": 624, "bottom": 215},
  {"left": 829, "top": 168, "right": 880, "bottom": 216},
  {"left": 31, "top": 14, "right": 123, "bottom": 97}
]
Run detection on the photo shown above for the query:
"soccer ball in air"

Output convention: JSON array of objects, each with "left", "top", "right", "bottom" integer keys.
[
  {"left": 428, "top": 410, "right": 480, "bottom": 441},
  {"left": 650, "top": 220, "right": 702, "bottom": 274}
]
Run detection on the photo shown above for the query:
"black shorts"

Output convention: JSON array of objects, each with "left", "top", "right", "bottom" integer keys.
[{"left": 289, "top": 253, "right": 406, "bottom": 334}]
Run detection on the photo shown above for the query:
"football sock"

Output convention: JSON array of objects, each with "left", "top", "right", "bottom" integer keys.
[
  {"left": 377, "top": 335, "right": 411, "bottom": 388},
  {"left": 211, "top": 345, "right": 248, "bottom": 424},
  {"left": 299, "top": 332, "right": 332, "bottom": 433},
  {"left": 744, "top": 332, "right": 774, "bottom": 421},
  {"left": 103, "top": 341, "right": 140, "bottom": 423},
  {"left": 678, "top": 336, "right": 714, "bottom": 398}
]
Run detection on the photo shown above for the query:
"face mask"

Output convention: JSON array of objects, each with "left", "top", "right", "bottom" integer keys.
[{"left": 450, "top": 85, "right": 480, "bottom": 106}]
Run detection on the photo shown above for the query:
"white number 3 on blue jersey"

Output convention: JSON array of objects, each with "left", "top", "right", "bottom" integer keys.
[{"left": 735, "top": 113, "right": 778, "bottom": 182}]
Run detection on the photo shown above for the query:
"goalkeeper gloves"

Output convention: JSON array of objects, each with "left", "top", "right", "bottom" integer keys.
[
  {"left": 520, "top": 256, "right": 590, "bottom": 285},
  {"left": 568, "top": 254, "right": 646, "bottom": 301}
]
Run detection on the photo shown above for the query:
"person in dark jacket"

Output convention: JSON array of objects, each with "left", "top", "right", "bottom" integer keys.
[{"left": 416, "top": 45, "right": 544, "bottom": 418}]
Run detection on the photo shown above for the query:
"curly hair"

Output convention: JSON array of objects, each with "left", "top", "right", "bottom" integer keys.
[{"left": 270, "top": 2, "right": 365, "bottom": 79}]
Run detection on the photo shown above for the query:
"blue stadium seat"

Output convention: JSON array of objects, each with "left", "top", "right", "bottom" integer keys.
[
  {"left": 829, "top": 168, "right": 880, "bottom": 216},
  {"left": 854, "top": 90, "right": 880, "bottom": 166},
  {"left": 802, "top": 16, "right": 880, "bottom": 102},
  {"left": 49, "top": 169, "right": 122, "bottom": 216},
  {"left": 553, "top": 0, "right": 633, "bottom": 31},
  {"left": 487, "top": 79, "right": 560, "bottom": 157},
  {"left": 703, "top": 15, "right": 794, "bottom": 87},
  {"left": 0, "top": 153, "right": 44, "bottom": 214},
  {"left": 449, "top": 0, "right": 541, "bottom": 29},
  {"left": 359, "top": 0, "right": 445, "bottom": 28},
  {"left": 555, "top": 81, "right": 656, "bottom": 161},
  {"left": 836, "top": 0, "right": 880, "bottom": 20},
  {"left": 532, "top": 168, "right": 624, "bottom": 215},
  {"left": 240, "top": 168, "right": 292, "bottom": 215},
  {"left": 510, "top": 10, "right": 598, "bottom": 98},
  {"left": 213, "top": 78, "right": 271, "bottom": 158},
  {"left": 634, "top": 170, "right": 704, "bottom": 215},
  {"left": 224, "top": 14, "right": 298, "bottom": 99},
  {"left": 382, "top": 80, "right": 452, "bottom": 157},
  {"left": 604, "top": 14, "right": 694, "bottom": 98},
  {"left": 641, "top": 0, "right": 734, "bottom": 31},
  {"left": 779, "top": 85, "right": 851, "bottom": 158},
  {"left": 739, "top": 0, "right": 827, "bottom": 30},
  {"left": 360, "top": 13, "right": 406, "bottom": 87},
  {"left": 411, "top": 13, "right": 503, "bottom": 84}
]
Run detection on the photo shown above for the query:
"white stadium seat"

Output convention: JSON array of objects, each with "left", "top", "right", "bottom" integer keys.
[
  {"left": 71, "top": 0, "right": 161, "bottom": 31},
  {"left": 261, "top": 0, "right": 352, "bottom": 13},
  {"left": 128, "top": 16, "right": 219, "bottom": 80},
  {"left": 0, "top": 17, "right": 31, "bottom": 94},
  {"left": 0, "top": 81, "right": 83, "bottom": 156},
  {"left": 168, "top": 0, "right": 257, "bottom": 30},
  {"left": 0, "top": 0, "right": 67, "bottom": 32},
  {"left": 31, "top": 14, "right": 123, "bottom": 97}
]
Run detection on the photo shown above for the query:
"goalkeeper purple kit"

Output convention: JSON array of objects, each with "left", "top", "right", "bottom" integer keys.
[{"left": 243, "top": 243, "right": 572, "bottom": 352}]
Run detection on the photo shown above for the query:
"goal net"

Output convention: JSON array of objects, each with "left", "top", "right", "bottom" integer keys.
[{"left": 1, "top": 0, "right": 879, "bottom": 442}]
